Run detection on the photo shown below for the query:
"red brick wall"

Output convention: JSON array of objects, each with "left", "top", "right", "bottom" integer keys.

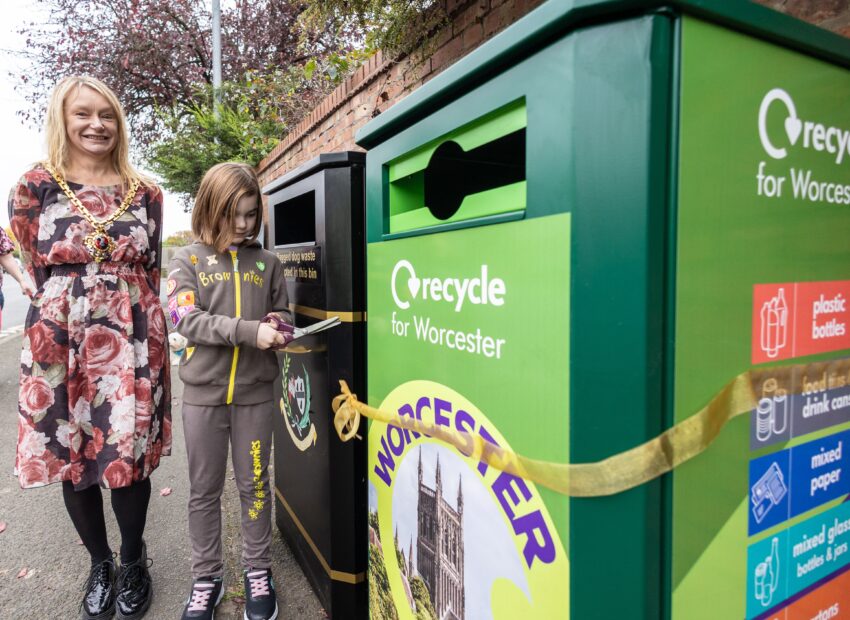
[
  {"left": 755, "top": 0, "right": 850, "bottom": 37},
  {"left": 258, "top": 0, "right": 850, "bottom": 189}
]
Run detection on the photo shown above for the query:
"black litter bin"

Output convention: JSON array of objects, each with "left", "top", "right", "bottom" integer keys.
[{"left": 262, "top": 151, "right": 366, "bottom": 617}]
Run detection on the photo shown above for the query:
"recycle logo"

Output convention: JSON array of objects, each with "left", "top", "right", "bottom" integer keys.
[
  {"left": 758, "top": 88, "right": 800, "bottom": 160},
  {"left": 280, "top": 354, "right": 317, "bottom": 451},
  {"left": 390, "top": 258, "right": 507, "bottom": 312},
  {"left": 758, "top": 87, "right": 850, "bottom": 164}
]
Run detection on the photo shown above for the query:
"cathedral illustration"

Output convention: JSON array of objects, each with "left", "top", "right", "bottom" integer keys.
[{"left": 415, "top": 449, "right": 465, "bottom": 619}]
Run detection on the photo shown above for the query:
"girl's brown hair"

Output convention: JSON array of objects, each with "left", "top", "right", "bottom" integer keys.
[
  {"left": 191, "top": 162, "right": 262, "bottom": 253},
  {"left": 44, "top": 75, "right": 152, "bottom": 187}
]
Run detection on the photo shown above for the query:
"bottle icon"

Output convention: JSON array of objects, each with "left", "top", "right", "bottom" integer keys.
[
  {"left": 754, "top": 538, "right": 780, "bottom": 607},
  {"left": 760, "top": 288, "right": 788, "bottom": 358}
]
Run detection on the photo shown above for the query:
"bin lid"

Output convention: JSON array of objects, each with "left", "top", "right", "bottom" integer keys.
[
  {"left": 262, "top": 151, "right": 366, "bottom": 195},
  {"left": 356, "top": 0, "right": 850, "bottom": 149}
]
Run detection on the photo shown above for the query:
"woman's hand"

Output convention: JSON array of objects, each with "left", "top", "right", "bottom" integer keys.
[
  {"left": 256, "top": 323, "right": 285, "bottom": 350},
  {"left": 20, "top": 280, "right": 35, "bottom": 299},
  {"left": 0, "top": 253, "right": 35, "bottom": 298}
]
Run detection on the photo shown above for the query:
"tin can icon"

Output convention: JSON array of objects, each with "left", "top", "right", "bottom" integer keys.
[
  {"left": 756, "top": 379, "right": 788, "bottom": 441},
  {"left": 772, "top": 389, "right": 788, "bottom": 434},
  {"left": 757, "top": 398, "right": 774, "bottom": 442}
]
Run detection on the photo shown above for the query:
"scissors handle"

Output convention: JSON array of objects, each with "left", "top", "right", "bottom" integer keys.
[{"left": 261, "top": 313, "right": 295, "bottom": 334}]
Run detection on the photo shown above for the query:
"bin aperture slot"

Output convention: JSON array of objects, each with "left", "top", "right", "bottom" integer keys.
[
  {"left": 273, "top": 190, "right": 316, "bottom": 247},
  {"left": 424, "top": 128, "right": 525, "bottom": 220},
  {"left": 386, "top": 99, "right": 526, "bottom": 234}
]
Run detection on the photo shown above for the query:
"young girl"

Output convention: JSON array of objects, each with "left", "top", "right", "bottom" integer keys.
[{"left": 168, "top": 162, "right": 290, "bottom": 620}]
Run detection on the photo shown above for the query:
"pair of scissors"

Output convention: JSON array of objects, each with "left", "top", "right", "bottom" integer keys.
[{"left": 261, "top": 313, "right": 296, "bottom": 348}]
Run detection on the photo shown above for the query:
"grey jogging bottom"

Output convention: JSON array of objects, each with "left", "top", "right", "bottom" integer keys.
[{"left": 182, "top": 401, "right": 273, "bottom": 578}]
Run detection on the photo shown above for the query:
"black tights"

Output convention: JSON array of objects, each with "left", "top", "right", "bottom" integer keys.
[{"left": 62, "top": 478, "right": 151, "bottom": 565}]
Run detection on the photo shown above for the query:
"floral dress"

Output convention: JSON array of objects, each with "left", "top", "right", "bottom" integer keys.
[{"left": 9, "top": 166, "right": 171, "bottom": 490}]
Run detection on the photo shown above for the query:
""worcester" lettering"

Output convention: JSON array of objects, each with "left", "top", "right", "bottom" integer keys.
[{"left": 373, "top": 395, "right": 556, "bottom": 568}]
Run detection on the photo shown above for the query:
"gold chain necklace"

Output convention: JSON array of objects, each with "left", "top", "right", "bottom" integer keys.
[{"left": 43, "top": 162, "right": 140, "bottom": 263}]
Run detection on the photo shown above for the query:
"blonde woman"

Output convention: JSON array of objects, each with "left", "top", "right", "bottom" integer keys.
[{"left": 9, "top": 76, "right": 171, "bottom": 620}]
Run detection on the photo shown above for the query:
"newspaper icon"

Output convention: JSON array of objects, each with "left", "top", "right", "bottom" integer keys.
[{"left": 751, "top": 462, "right": 788, "bottom": 524}]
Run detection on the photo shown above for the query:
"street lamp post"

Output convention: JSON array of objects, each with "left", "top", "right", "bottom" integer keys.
[{"left": 212, "top": 0, "right": 222, "bottom": 114}]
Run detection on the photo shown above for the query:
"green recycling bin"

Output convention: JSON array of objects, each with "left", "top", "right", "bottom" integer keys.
[
  {"left": 355, "top": 1, "right": 850, "bottom": 618},
  {"left": 262, "top": 152, "right": 367, "bottom": 617}
]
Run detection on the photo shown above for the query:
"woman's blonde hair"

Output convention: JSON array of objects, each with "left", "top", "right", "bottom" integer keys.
[
  {"left": 192, "top": 162, "right": 262, "bottom": 253},
  {"left": 44, "top": 75, "right": 150, "bottom": 187}
]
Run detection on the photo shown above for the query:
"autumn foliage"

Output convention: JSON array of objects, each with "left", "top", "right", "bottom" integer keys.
[{"left": 16, "top": 0, "right": 349, "bottom": 139}]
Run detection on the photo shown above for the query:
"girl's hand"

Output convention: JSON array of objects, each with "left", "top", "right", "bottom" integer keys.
[
  {"left": 256, "top": 323, "right": 285, "bottom": 350},
  {"left": 20, "top": 280, "right": 35, "bottom": 299}
]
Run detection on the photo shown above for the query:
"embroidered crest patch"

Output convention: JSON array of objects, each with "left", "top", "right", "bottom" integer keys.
[
  {"left": 177, "top": 291, "right": 195, "bottom": 307},
  {"left": 166, "top": 279, "right": 177, "bottom": 295},
  {"left": 176, "top": 305, "right": 194, "bottom": 319}
]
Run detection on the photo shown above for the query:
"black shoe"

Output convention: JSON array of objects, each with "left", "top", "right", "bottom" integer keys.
[
  {"left": 81, "top": 558, "right": 116, "bottom": 620},
  {"left": 180, "top": 576, "right": 223, "bottom": 620},
  {"left": 115, "top": 543, "right": 153, "bottom": 620},
  {"left": 243, "top": 568, "right": 278, "bottom": 620}
]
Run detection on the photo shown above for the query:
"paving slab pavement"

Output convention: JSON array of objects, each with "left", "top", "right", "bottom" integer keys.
[{"left": 0, "top": 333, "right": 326, "bottom": 619}]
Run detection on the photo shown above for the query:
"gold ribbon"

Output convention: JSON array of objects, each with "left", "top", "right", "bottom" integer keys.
[{"left": 331, "top": 357, "right": 850, "bottom": 497}]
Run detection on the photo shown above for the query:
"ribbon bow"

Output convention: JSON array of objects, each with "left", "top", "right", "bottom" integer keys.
[{"left": 332, "top": 381, "right": 363, "bottom": 441}]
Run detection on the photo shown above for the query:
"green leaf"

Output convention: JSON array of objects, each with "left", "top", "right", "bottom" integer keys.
[
  {"left": 304, "top": 58, "right": 317, "bottom": 80},
  {"left": 44, "top": 363, "right": 67, "bottom": 388},
  {"left": 129, "top": 283, "right": 140, "bottom": 305}
]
